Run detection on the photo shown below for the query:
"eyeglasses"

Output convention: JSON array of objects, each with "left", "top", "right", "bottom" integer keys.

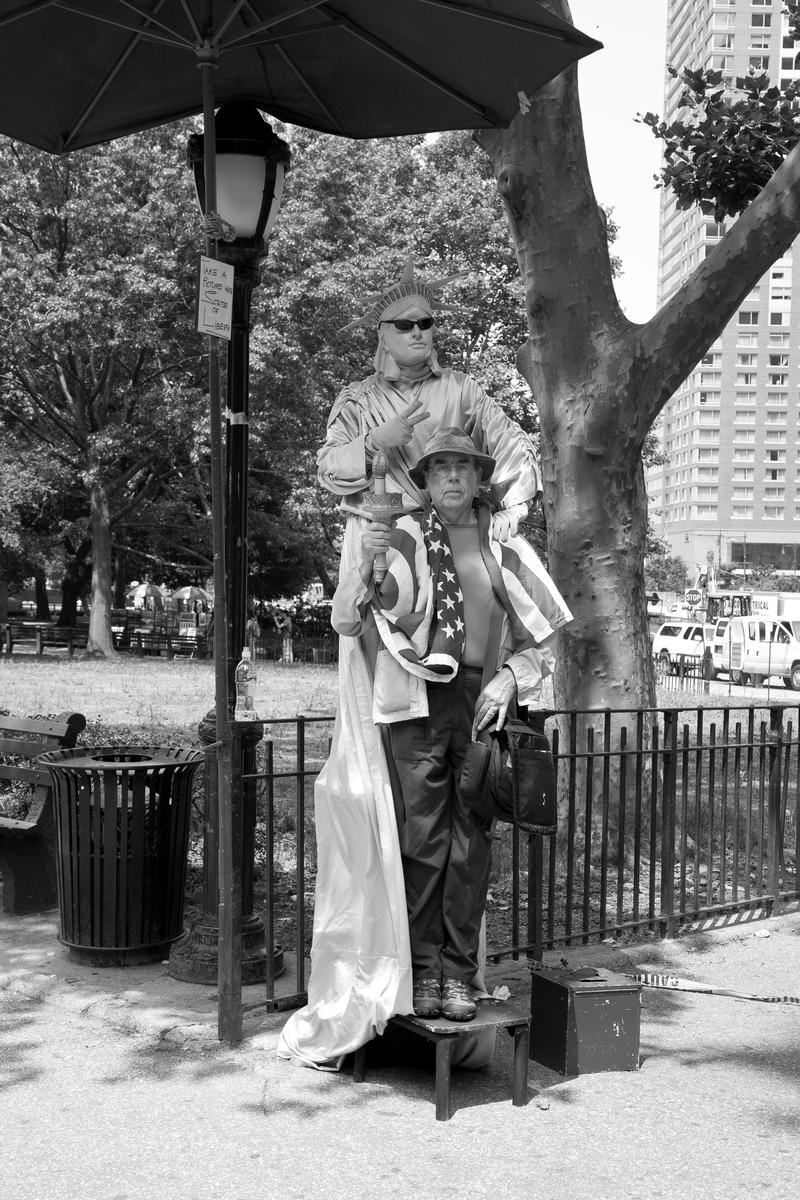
[{"left": 380, "top": 317, "right": 435, "bottom": 332}]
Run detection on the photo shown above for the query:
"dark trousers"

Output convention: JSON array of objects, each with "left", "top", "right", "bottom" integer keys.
[{"left": 387, "top": 666, "right": 492, "bottom": 983}]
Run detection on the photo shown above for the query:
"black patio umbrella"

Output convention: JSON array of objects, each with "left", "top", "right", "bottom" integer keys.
[
  {"left": 0, "top": 0, "right": 601, "bottom": 1039},
  {"left": 0, "top": 1, "right": 600, "bottom": 151}
]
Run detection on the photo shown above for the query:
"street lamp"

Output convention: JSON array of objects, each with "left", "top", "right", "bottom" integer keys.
[
  {"left": 188, "top": 102, "right": 290, "bottom": 679},
  {"left": 169, "top": 104, "right": 290, "bottom": 989}
]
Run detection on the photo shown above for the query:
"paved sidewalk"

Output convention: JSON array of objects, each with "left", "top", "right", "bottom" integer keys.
[{"left": 2, "top": 908, "right": 800, "bottom": 1199}]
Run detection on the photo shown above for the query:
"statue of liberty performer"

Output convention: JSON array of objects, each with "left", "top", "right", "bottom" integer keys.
[{"left": 278, "top": 260, "right": 547, "bottom": 1068}]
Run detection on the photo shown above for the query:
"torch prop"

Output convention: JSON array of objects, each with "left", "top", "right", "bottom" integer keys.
[{"left": 365, "top": 451, "right": 405, "bottom": 585}]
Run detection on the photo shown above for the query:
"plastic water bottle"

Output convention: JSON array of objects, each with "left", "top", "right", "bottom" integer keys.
[{"left": 233, "top": 646, "right": 258, "bottom": 721}]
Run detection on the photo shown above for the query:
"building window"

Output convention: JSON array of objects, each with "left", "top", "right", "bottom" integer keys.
[
  {"left": 733, "top": 487, "right": 754, "bottom": 499},
  {"left": 732, "top": 506, "right": 754, "bottom": 519},
  {"left": 749, "top": 57, "right": 770, "bottom": 70},
  {"left": 738, "top": 310, "right": 759, "bottom": 324},
  {"left": 737, "top": 373, "right": 758, "bottom": 385},
  {"left": 769, "top": 332, "right": 790, "bottom": 346},
  {"left": 770, "top": 311, "right": 786, "bottom": 324},
  {"left": 766, "top": 469, "right": 786, "bottom": 480},
  {"left": 737, "top": 331, "right": 759, "bottom": 346},
  {"left": 733, "top": 468, "right": 754, "bottom": 481},
  {"left": 765, "top": 506, "right": 785, "bottom": 519},
  {"left": 737, "top": 353, "right": 758, "bottom": 365}
]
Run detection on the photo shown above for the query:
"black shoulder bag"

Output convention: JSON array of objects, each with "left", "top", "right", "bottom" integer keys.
[{"left": 458, "top": 590, "right": 557, "bottom": 835}]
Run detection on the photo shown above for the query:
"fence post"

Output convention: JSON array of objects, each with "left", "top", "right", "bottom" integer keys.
[
  {"left": 527, "top": 834, "right": 544, "bottom": 963},
  {"left": 660, "top": 709, "right": 678, "bottom": 937},
  {"left": 767, "top": 706, "right": 784, "bottom": 915}
]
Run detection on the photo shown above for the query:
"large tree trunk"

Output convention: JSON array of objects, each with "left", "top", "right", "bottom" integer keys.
[
  {"left": 87, "top": 481, "right": 116, "bottom": 657},
  {"left": 477, "top": 0, "right": 800, "bottom": 711},
  {"left": 477, "top": 48, "right": 653, "bottom": 709},
  {"left": 58, "top": 540, "right": 91, "bottom": 627},
  {"left": 32, "top": 568, "right": 51, "bottom": 621}
]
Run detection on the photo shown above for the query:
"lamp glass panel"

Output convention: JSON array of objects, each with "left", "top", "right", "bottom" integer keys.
[
  {"left": 262, "top": 164, "right": 286, "bottom": 241},
  {"left": 216, "top": 154, "right": 267, "bottom": 238}
]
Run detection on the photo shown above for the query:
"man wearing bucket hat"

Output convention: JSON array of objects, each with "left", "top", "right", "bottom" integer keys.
[
  {"left": 279, "top": 264, "right": 547, "bottom": 1065},
  {"left": 330, "top": 427, "right": 571, "bottom": 1022}
]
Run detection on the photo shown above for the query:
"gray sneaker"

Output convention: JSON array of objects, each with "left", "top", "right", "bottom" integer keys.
[
  {"left": 412, "top": 976, "right": 442, "bottom": 1018},
  {"left": 441, "top": 977, "right": 476, "bottom": 1021}
]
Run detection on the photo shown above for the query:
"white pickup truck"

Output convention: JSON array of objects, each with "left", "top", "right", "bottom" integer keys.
[{"left": 709, "top": 615, "right": 800, "bottom": 689}]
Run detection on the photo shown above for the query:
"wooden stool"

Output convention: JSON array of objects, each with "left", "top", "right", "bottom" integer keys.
[{"left": 352, "top": 1000, "right": 530, "bottom": 1121}]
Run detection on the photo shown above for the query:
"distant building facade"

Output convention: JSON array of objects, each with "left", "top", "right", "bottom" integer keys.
[{"left": 647, "top": 0, "right": 800, "bottom": 577}]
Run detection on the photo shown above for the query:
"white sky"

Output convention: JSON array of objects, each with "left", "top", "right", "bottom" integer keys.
[{"left": 568, "top": 0, "right": 669, "bottom": 321}]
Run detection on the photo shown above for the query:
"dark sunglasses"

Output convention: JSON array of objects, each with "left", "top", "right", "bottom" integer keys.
[{"left": 381, "top": 317, "right": 435, "bottom": 332}]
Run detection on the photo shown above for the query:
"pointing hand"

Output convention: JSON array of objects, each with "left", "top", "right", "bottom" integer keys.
[{"left": 368, "top": 398, "right": 430, "bottom": 452}]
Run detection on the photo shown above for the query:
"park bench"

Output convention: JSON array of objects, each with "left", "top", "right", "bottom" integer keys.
[
  {"left": 130, "top": 630, "right": 209, "bottom": 659},
  {"left": 34, "top": 625, "right": 89, "bottom": 657},
  {"left": 0, "top": 622, "right": 89, "bottom": 657},
  {"left": 132, "top": 630, "right": 177, "bottom": 658},
  {"left": 1, "top": 621, "right": 38, "bottom": 655},
  {"left": 0, "top": 711, "right": 86, "bottom": 914}
]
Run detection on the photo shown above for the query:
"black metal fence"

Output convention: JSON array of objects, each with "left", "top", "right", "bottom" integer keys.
[{"left": 249, "top": 701, "right": 800, "bottom": 1005}]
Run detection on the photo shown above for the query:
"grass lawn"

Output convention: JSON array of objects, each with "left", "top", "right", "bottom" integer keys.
[{"left": 0, "top": 653, "right": 339, "bottom": 743}]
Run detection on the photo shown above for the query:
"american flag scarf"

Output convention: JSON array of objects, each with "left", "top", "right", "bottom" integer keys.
[
  {"left": 374, "top": 507, "right": 465, "bottom": 681},
  {"left": 372, "top": 503, "right": 572, "bottom": 685}
]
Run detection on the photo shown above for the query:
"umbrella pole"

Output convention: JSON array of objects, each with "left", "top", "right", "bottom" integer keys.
[{"left": 198, "top": 41, "right": 242, "bottom": 1045}]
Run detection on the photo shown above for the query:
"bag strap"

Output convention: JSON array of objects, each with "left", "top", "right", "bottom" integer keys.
[{"left": 481, "top": 601, "right": 505, "bottom": 692}]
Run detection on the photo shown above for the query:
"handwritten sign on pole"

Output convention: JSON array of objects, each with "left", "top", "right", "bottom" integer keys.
[{"left": 196, "top": 255, "right": 234, "bottom": 340}]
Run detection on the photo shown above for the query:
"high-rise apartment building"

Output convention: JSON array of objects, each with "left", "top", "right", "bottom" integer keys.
[{"left": 647, "top": 0, "right": 800, "bottom": 577}]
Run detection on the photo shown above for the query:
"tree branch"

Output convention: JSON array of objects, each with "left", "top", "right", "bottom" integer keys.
[{"left": 636, "top": 138, "right": 800, "bottom": 433}]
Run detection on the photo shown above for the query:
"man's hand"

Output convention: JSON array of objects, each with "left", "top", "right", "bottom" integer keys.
[
  {"left": 491, "top": 500, "right": 528, "bottom": 542},
  {"left": 367, "top": 397, "right": 429, "bottom": 452},
  {"left": 473, "top": 666, "right": 517, "bottom": 737},
  {"left": 358, "top": 520, "right": 392, "bottom": 583}
]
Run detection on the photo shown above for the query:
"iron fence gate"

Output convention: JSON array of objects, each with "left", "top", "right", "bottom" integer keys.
[{"left": 249, "top": 702, "right": 800, "bottom": 1007}]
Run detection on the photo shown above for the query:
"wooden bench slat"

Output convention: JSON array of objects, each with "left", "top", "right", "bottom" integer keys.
[
  {"left": 0, "top": 763, "right": 52, "bottom": 787},
  {"left": 0, "top": 711, "right": 87, "bottom": 913},
  {"left": 0, "top": 816, "right": 38, "bottom": 835}
]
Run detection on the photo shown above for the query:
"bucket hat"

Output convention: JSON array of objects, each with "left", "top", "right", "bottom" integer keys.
[{"left": 408, "top": 427, "right": 496, "bottom": 487}]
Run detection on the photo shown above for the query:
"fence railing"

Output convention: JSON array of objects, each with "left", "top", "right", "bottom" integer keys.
[{"left": 248, "top": 702, "right": 800, "bottom": 1007}]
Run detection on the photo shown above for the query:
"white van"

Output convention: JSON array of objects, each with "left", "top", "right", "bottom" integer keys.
[{"left": 711, "top": 615, "right": 800, "bottom": 688}]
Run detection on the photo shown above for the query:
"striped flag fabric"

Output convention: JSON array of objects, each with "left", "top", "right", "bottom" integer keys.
[{"left": 372, "top": 504, "right": 571, "bottom": 682}]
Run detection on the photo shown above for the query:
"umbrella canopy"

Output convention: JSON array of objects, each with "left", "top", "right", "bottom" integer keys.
[
  {"left": 172, "top": 585, "right": 212, "bottom": 604},
  {"left": 0, "top": 1, "right": 600, "bottom": 152},
  {"left": 127, "top": 582, "right": 167, "bottom": 608}
]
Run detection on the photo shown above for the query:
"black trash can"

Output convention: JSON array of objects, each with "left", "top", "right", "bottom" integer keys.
[{"left": 39, "top": 746, "right": 203, "bottom": 967}]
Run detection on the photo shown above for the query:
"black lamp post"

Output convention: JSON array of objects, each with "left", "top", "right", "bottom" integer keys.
[
  {"left": 169, "top": 104, "right": 290, "bottom": 990},
  {"left": 187, "top": 102, "right": 290, "bottom": 690}
]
